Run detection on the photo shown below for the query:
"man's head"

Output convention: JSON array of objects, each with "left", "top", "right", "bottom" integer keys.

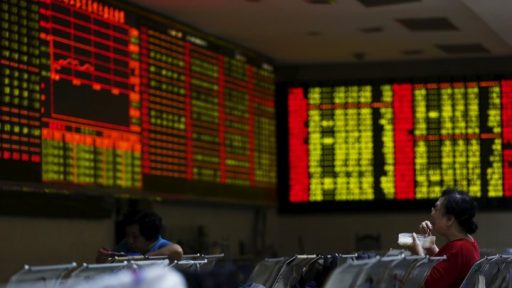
[{"left": 123, "top": 211, "right": 163, "bottom": 253}]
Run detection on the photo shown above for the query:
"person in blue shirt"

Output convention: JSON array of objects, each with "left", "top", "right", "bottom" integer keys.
[{"left": 96, "top": 211, "right": 183, "bottom": 263}]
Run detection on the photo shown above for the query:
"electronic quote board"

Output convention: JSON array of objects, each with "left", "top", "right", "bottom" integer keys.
[
  {"left": 0, "top": 0, "right": 276, "bottom": 203},
  {"left": 281, "top": 80, "right": 512, "bottom": 211}
]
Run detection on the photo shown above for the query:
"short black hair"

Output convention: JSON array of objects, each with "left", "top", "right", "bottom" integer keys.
[
  {"left": 123, "top": 211, "right": 162, "bottom": 242},
  {"left": 441, "top": 188, "right": 478, "bottom": 234}
]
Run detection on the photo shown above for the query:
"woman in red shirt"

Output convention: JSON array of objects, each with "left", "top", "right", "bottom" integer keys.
[{"left": 410, "top": 189, "right": 480, "bottom": 288}]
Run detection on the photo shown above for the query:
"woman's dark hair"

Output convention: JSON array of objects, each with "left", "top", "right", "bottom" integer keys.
[
  {"left": 441, "top": 188, "right": 478, "bottom": 234},
  {"left": 124, "top": 211, "right": 162, "bottom": 242}
]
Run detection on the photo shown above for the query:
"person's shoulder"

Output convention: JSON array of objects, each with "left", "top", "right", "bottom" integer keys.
[
  {"left": 458, "top": 238, "right": 479, "bottom": 249},
  {"left": 155, "top": 236, "right": 173, "bottom": 248},
  {"left": 447, "top": 238, "right": 477, "bottom": 247},
  {"left": 439, "top": 238, "right": 472, "bottom": 253},
  {"left": 462, "top": 237, "right": 480, "bottom": 256},
  {"left": 443, "top": 238, "right": 480, "bottom": 259}
]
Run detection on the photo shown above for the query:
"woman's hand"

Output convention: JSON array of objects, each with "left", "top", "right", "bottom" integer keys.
[
  {"left": 408, "top": 233, "right": 425, "bottom": 256},
  {"left": 419, "top": 221, "right": 433, "bottom": 235},
  {"left": 416, "top": 221, "right": 440, "bottom": 256}
]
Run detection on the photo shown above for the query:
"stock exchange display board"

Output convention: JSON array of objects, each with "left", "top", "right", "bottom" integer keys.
[
  {"left": 282, "top": 81, "right": 512, "bottom": 211},
  {"left": 0, "top": 0, "right": 276, "bottom": 203}
]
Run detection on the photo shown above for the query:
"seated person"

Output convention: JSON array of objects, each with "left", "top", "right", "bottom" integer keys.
[
  {"left": 409, "top": 188, "right": 480, "bottom": 288},
  {"left": 96, "top": 211, "right": 183, "bottom": 263}
]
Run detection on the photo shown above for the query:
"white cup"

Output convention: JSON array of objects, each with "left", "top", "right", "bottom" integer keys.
[{"left": 397, "top": 233, "right": 435, "bottom": 248}]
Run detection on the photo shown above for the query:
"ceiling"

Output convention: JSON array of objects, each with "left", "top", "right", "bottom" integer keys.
[{"left": 129, "top": 0, "right": 512, "bottom": 65}]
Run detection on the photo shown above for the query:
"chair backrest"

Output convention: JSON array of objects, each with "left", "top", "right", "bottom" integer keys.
[
  {"left": 402, "top": 256, "right": 446, "bottom": 288},
  {"left": 460, "top": 256, "right": 491, "bottom": 288},
  {"left": 119, "top": 255, "right": 171, "bottom": 268},
  {"left": 272, "top": 255, "right": 320, "bottom": 288},
  {"left": 323, "top": 258, "right": 378, "bottom": 288},
  {"left": 356, "top": 256, "right": 402, "bottom": 288},
  {"left": 130, "top": 259, "right": 171, "bottom": 268},
  {"left": 247, "top": 257, "right": 289, "bottom": 288},
  {"left": 65, "top": 262, "right": 133, "bottom": 286},
  {"left": 144, "top": 256, "right": 170, "bottom": 261},
  {"left": 109, "top": 256, "right": 146, "bottom": 263},
  {"left": 384, "top": 249, "right": 411, "bottom": 257},
  {"left": 379, "top": 256, "right": 424, "bottom": 288},
  {"left": 337, "top": 254, "right": 358, "bottom": 267},
  {"left": 7, "top": 263, "right": 77, "bottom": 288},
  {"left": 170, "top": 259, "right": 209, "bottom": 273},
  {"left": 110, "top": 255, "right": 171, "bottom": 263},
  {"left": 170, "top": 253, "right": 223, "bottom": 272},
  {"left": 478, "top": 255, "right": 511, "bottom": 288},
  {"left": 487, "top": 256, "right": 512, "bottom": 288},
  {"left": 182, "top": 254, "right": 202, "bottom": 260}
]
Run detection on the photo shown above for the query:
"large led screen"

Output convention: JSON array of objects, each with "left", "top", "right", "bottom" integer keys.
[
  {"left": 280, "top": 80, "right": 512, "bottom": 211},
  {"left": 0, "top": 0, "right": 276, "bottom": 203}
]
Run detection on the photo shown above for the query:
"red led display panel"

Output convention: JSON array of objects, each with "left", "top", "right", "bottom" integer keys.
[
  {"left": 139, "top": 27, "right": 187, "bottom": 180},
  {"left": 287, "top": 88, "right": 309, "bottom": 202},
  {"left": 39, "top": 0, "right": 141, "bottom": 188},
  {"left": 285, "top": 81, "right": 512, "bottom": 210},
  {"left": 139, "top": 19, "right": 276, "bottom": 198},
  {"left": 0, "top": 0, "right": 41, "bottom": 182},
  {"left": 0, "top": 0, "right": 275, "bottom": 202},
  {"left": 501, "top": 80, "right": 512, "bottom": 197}
]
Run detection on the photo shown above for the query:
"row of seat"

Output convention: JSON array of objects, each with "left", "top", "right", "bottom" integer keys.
[
  {"left": 324, "top": 255, "right": 445, "bottom": 288},
  {"left": 6, "top": 254, "right": 224, "bottom": 288},
  {"left": 245, "top": 253, "right": 444, "bottom": 288},
  {"left": 460, "top": 255, "right": 512, "bottom": 288},
  {"left": 7, "top": 253, "right": 512, "bottom": 287},
  {"left": 247, "top": 253, "right": 512, "bottom": 287}
]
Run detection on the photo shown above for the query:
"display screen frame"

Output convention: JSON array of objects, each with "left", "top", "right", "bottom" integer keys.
[{"left": 277, "top": 75, "right": 512, "bottom": 213}]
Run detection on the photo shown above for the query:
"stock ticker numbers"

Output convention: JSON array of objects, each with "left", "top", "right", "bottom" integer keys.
[
  {"left": 140, "top": 27, "right": 188, "bottom": 180},
  {"left": 139, "top": 18, "right": 276, "bottom": 190},
  {"left": 39, "top": 0, "right": 142, "bottom": 188},
  {"left": 289, "top": 85, "right": 394, "bottom": 202},
  {"left": 188, "top": 39, "right": 223, "bottom": 183},
  {"left": 0, "top": 0, "right": 42, "bottom": 168},
  {"left": 412, "top": 81, "right": 509, "bottom": 199},
  {"left": 251, "top": 65, "right": 276, "bottom": 188},
  {"left": 0, "top": 0, "right": 276, "bottom": 200},
  {"left": 287, "top": 81, "right": 512, "bottom": 205},
  {"left": 413, "top": 82, "right": 481, "bottom": 199}
]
